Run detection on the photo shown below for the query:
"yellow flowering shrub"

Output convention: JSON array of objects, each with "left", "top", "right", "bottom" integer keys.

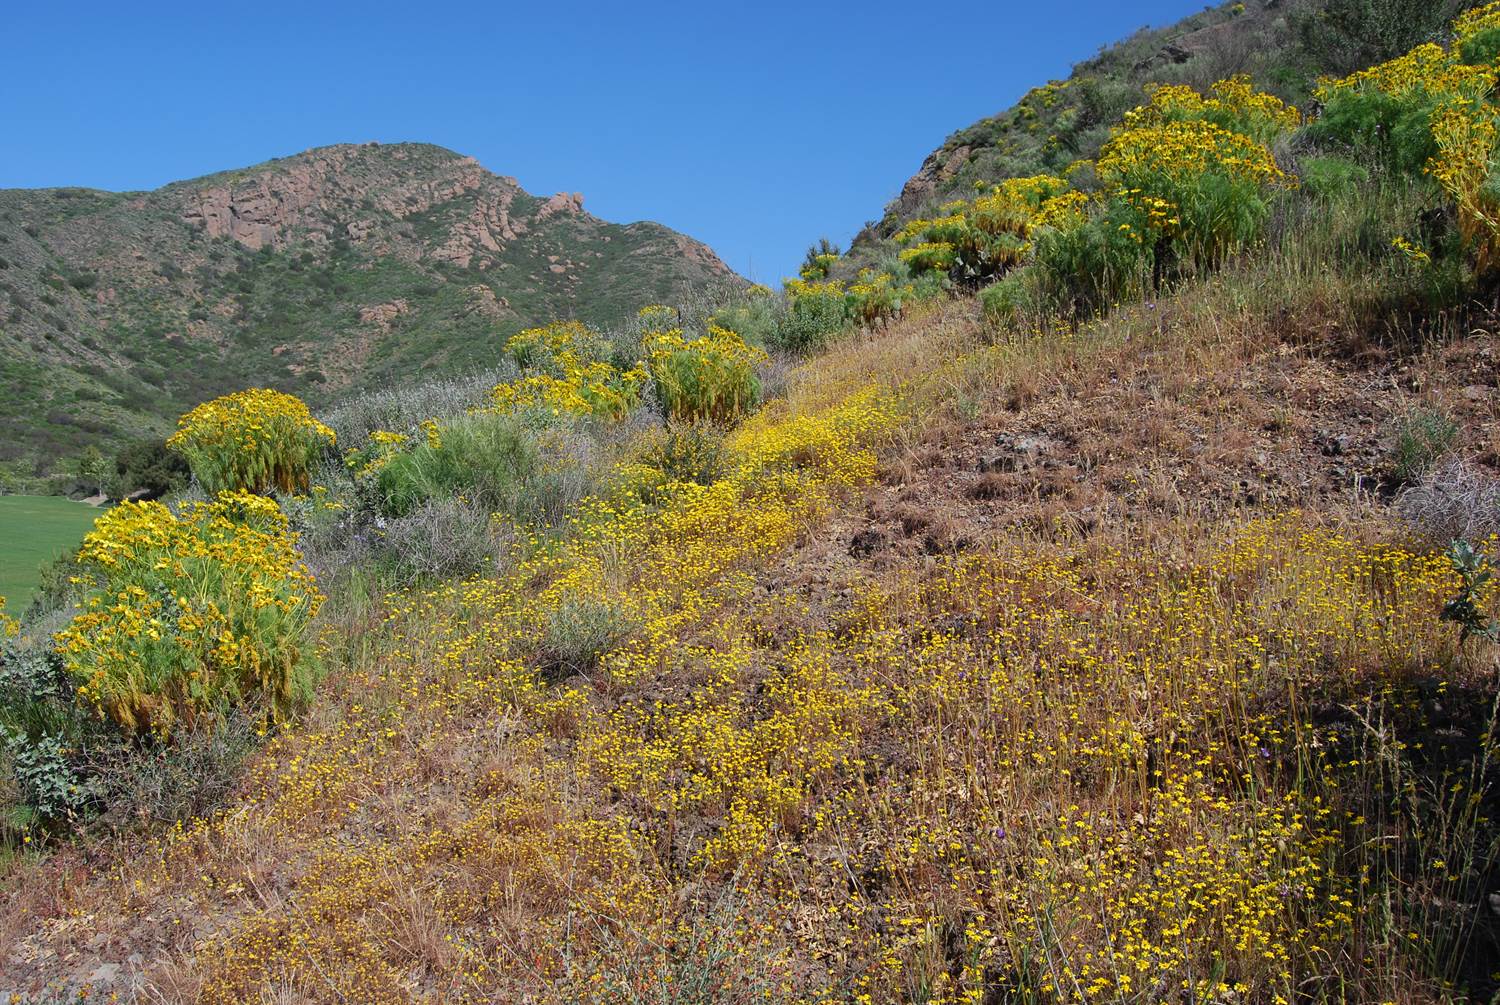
[
  {"left": 505, "top": 320, "right": 615, "bottom": 370},
  {"left": 895, "top": 174, "right": 1079, "bottom": 284},
  {"left": 489, "top": 362, "right": 647, "bottom": 421},
  {"left": 799, "top": 251, "right": 840, "bottom": 280},
  {"left": 1455, "top": 0, "right": 1500, "bottom": 45},
  {"left": 167, "top": 388, "right": 336, "bottom": 495},
  {"left": 54, "top": 491, "right": 323, "bottom": 736},
  {"left": 1098, "top": 113, "right": 1291, "bottom": 264},
  {"left": 493, "top": 320, "right": 645, "bottom": 421},
  {"left": 1317, "top": 43, "right": 1495, "bottom": 109},
  {"left": 969, "top": 174, "right": 1071, "bottom": 235},
  {"left": 343, "top": 428, "right": 408, "bottom": 478},
  {"left": 845, "top": 268, "right": 907, "bottom": 326},
  {"left": 1125, "top": 76, "right": 1300, "bottom": 142},
  {"left": 897, "top": 240, "right": 959, "bottom": 272},
  {"left": 1313, "top": 36, "right": 1496, "bottom": 171},
  {"left": 1429, "top": 97, "right": 1500, "bottom": 272},
  {"left": 646, "top": 324, "right": 767, "bottom": 424},
  {"left": 1314, "top": 5, "right": 1500, "bottom": 271}
]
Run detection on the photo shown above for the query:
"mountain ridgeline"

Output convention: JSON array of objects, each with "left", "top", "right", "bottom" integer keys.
[{"left": 0, "top": 142, "right": 738, "bottom": 482}]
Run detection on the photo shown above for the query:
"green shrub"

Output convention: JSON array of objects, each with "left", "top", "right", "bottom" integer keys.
[
  {"left": 1461, "top": 25, "right": 1500, "bottom": 66},
  {"left": 1293, "top": 0, "right": 1471, "bottom": 77},
  {"left": 635, "top": 422, "right": 730, "bottom": 503},
  {"left": 798, "top": 238, "right": 841, "bottom": 280},
  {"left": 846, "top": 269, "right": 906, "bottom": 327},
  {"left": 376, "top": 411, "right": 595, "bottom": 523},
  {"left": 1308, "top": 89, "right": 1440, "bottom": 176},
  {"left": 980, "top": 266, "right": 1045, "bottom": 327},
  {"left": 1392, "top": 408, "right": 1458, "bottom": 484},
  {"left": 778, "top": 278, "right": 849, "bottom": 352},
  {"left": 0, "top": 638, "right": 96, "bottom": 829},
  {"left": 1299, "top": 156, "right": 1371, "bottom": 201},
  {"left": 113, "top": 437, "right": 190, "bottom": 499},
  {"left": 709, "top": 292, "right": 780, "bottom": 348},
  {"left": 539, "top": 595, "right": 638, "bottom": 675},
  {"left": 1439, "top": 539, "right": 1500, "bottom": 644},
  {"left": 1032, "top": 203, "right": 1150, "bottom": 313},
  {"left": 647, "top": 327, "right": 766, "bottom": 424}
]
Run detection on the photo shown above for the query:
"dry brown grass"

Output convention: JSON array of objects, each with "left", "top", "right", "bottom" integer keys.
[{"left": 4, "top": 256, "right": 1500, "bottom": 1002}]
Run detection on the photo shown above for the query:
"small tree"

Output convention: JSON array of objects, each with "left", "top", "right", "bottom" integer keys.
[{"left": 73, "top": 446, "right": 111, "bottom": 497}]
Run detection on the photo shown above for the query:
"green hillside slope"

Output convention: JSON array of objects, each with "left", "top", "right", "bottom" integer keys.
[{"left": 0, "top": 142, "right": 739, "bottom": 485}]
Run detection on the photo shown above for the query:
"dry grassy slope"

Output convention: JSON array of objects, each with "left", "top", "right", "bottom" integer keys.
[
  {"left": 0, "top": 142, "right": 739, "bottom": 479},
  {"left": 3, "top": 284, "right": 1499, "bottom": 999}
]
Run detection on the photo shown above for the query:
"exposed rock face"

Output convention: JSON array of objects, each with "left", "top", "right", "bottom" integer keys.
[
  {"left": 882, "top": 144, "right": 973, "bottom": 235},
  {"left": 536, "top": 191, "right": 585, "bottom": 222},
  {"left": 178, "top": 144, "right": 492, "bottom": 251},
  {"left": 358, "top": 299, "right": 411, "bottom": 327},
  {"left": 430, "top": 187, "right": 524, "bottom": 268},
  {"left": 461, "top": 285, "right": 512, "bottom": 320}
]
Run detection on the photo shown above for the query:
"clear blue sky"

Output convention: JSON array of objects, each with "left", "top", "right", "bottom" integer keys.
[{"left": 2, "top": 0, "right": 1207, "bottom": 283}]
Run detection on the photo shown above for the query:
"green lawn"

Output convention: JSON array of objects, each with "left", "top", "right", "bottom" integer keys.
[{"left": 0, "top": 495, "right": 100, "bottom": 614}]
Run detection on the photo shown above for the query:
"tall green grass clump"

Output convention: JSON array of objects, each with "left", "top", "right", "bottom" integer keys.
[
  {"left": 375, "top": 411, "right": 597, "bottom": 524},
  {"left": 779, "top": 278, "right": 851, "bottom": 352}
]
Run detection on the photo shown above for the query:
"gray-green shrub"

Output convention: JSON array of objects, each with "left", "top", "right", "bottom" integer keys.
[
  {"left": 376, "top": 411, "right": 599, "bottom": 525},
  {"left": 1392, "top": 408, "right": 1458, "bottom": 485}
]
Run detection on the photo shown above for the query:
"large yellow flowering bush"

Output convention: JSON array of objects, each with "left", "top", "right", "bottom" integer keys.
[
  {"left": 646, "top": 324, "right": 767, "bottom": 424},
  {"left": 167, "top": 388, "right": 336, "bottom": 495},
  {"left": 493, "top": 321, "right": 645, "bottom": 421},
  {"left": 895, "top": 174, "right": 1079, "bottom": 284},
  {"left": 489, "top": 363, "right": 647, "bottom": 421},
  {"left": 845, "top": 268, "right": 907, "bottom": 327},
  {"left": 505, "top": 319, "right": 616, "bottom": 371},
  {"left": 1313, "top": 4, "right": 1500, "bottom": 272},
  {"left": 1097, "top": 95, "right": 1293, "bottom": 265},
  {"left": 1123, "top": 76, "right": 1300, "bottom": 142},
  {"left": 54, "top": 491, "right": 323, "bottom": 736}
]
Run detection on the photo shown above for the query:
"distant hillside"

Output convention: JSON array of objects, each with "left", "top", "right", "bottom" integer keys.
[
  {"left": 848, "top": 0, "right": 1474, "bottom": 262},
  {"left": 0, "top": 142, "right": 738, "bottom": 481}
]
